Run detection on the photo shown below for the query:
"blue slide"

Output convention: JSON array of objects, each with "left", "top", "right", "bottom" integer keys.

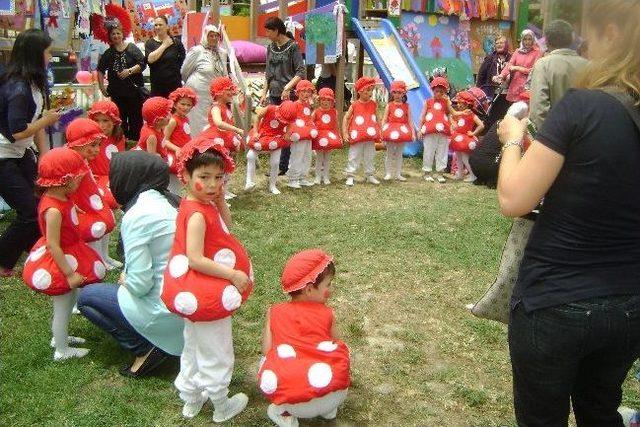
[{"left": 351, "top": 18, "right": 432, "bottom": 156}]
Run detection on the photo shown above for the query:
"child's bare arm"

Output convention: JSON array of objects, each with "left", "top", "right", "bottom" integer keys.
[
  {"left": 212, "top": 106, "right": 244, "bottom": 135},
  {"left": 406, "top": 108, "right": 417, "bottom": 139},
  {"left": 471, "top": 114, "right": 485, "bottom": 137},
  {"left": 253, "top": 107, "right": 267, "bottom": 136},
  {"left": 146, "top": 135, "right": 158, "bottom": 154},
  {"left": 163, "top": 118, "right": 178, "bottom": 152}
]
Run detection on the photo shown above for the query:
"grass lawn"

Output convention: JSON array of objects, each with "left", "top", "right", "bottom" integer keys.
[{"left": 2, "top": 151, "right": 640, "bottom": 426}]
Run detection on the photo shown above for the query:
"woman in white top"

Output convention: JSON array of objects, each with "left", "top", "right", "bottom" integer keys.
[
  {"left": 181, "top": 25, "right": 229, "bottom": 136},
  {"left": 0, "top": 29, "right": 60, "bottom": 277}
]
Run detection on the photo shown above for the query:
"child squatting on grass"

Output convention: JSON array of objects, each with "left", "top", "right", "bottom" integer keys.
[
  {"left": 160, "top": 136, "right": 253, "bottom": 422},
  {"left": 259, "top": 249, "right": 351, "bottom": 427}
]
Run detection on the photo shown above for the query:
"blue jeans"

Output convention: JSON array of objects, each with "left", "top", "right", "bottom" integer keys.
[
  {"left": 509, "top": 295, "right": 640, "bottom": 426},
  {"left": 77, "top": 283, "right": 153, "bottom": 357}
]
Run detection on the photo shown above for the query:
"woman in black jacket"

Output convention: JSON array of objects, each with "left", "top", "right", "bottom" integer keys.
[
  {"left": 476, "top": 35, "right": 511, "bottom": 99},
  {"left": 145, "top": 16, "right": 186, "bottom": 97}
]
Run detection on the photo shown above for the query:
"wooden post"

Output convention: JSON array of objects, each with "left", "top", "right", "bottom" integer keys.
[
  {"left": 335, "top": 23, "right": 347, "bottom": 119},
  {"left": 211, "top": 0, "right": 221, "bottom": 26},
  {"left": 279, "top": 0, "right": 287, "bottom": 19},
  {"left": 250, "top": 0, "right": 259, "bottom": 41}
]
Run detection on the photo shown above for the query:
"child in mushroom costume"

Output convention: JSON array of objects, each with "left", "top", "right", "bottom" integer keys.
[
  {"left": 287, "top": 79, "right": 317, "bottom": 189},
  {"left": 87, "top": 100, "right": 125, "bottom": 210},
  {"left": 245, "top": 100, "right": 298, "bottom": 195},
  {"left": 164, "top": 87, "right": 198, "bottom": 192},
  {"left": 312, "top": 88, "right": 343, "bottom": 185},
  {"left": 161, "top": 137, "right": 252, "bottom": 423},
  {"left": 449, "top": 90, "right": 484, "bottom": 182},
  {"left": 65, "top": 119, "right": 118, "bottom": 267},
  {"left": 259, "top": 249, "right": 350, "bottom": 427},
  {"left": 23, "top": 148, "right": 106, "bottom": 361},
  {"left": 201, "top": 77, "right": 244, "bottom": 153},
  {"left": 381, "top": 80, "right": 416, "bottom": 181},
  {"left": 136, "top": 96, "right": 173, "bottom": 164}
]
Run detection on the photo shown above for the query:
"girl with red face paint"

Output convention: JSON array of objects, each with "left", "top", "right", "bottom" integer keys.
[{"left": 258, "top": 249, "right": 350, "bottom": 427}]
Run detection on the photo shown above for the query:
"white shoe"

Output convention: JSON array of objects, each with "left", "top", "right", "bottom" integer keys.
[
  {"left": 50, "top": 335, "right": 86, "bottom": 347},
  {"left": 323, "top": 177, "right": 331, "bottom": 185},
  {"left": 212, "top": 393, "right": 249, "bottom": 423},
  {"left": 321, "top": 408, "right": 338, "bottom": 420},
  {"left": 287, "top": 181, "right": 301, "bottom": 189},
  {"left": 267, "top": 404, "right": 299, "bottom": 427},
  {"left": 366, "top": 176, "right": 380, "bottom": 185},
  {"left": 434, "top": 174, "right": 446, "bottom": 183},
  {"left": 53, "top": 347, "right": 89, "bottom": 361},
  {"left": 463, "top": 174, "right": 477, "bottom": 183},
  {"left": 269, "top": 186, "right": 281, "bottom": 195},
  {"left": 314, "top": 176, "right": 322, "bottom": 185},
  {"left": 106, "top": 257, "right": 123, "bottom": 269},
  {"left": 383, "top": 174, "right": 392, "bottom": 181},
  {"left": 300, "top": 179, "right": 314, "bottom": 187},
  {"left": 244, "top": 181, "right": 256, "bottom": 191},
  {"left": 72, "top": 304, "right": 81, "bottom": 314},
  {"left": 224, "top": 191, "right": 237, "bottom": 200},
  {"left": 424, "top": 174, "right": 435, "bottom": 182},
  {"left": 345, "top": 177, "right": 354, "bottom": 187},
  {"left": 182, "top": 394, "right": 208, "bottom": 419},
  {"left": 396, "top": 175, "right": 407, "bottom": 182}
]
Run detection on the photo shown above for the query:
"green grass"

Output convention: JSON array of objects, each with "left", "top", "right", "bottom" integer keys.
[{"left": 2, "top": 151, "right": 640, "bottom": 426}]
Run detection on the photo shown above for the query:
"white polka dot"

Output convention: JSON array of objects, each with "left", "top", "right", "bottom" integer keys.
[
  {"left": 290, "top": 133, "right": 300, "bottom": 142},
  {"left": 90, "top": 221, "right": 107, "bottom": 239},
  {"left": 214, "top": 137, "right": 225, "bottom": 146},
  {"left": 371, "top": 114, "right": 378, "bottom": 122},
  {"left": 317, "top": 341, "right": 338, "bottom": 352},
  {"left": 268, "top": 140, "right": 278, "bottom": 150},
  {"left": 183, "top": 122, "right": 191, "bottom": 135},
  {"left": 32, "top": 268, "right": 52, "bottom": 290},
  {"left": 254, "top": 143, "right": 262, "bottom": 151},
  {"left": 308, "top": 362, "right": 333, "bottom": 388},
  {"left": 221, "top": 284, "right": 242, "bottom": 311},
  {"left": 350, "top": 130, "right": 358, "bottom": 140},
  {"left": 382, "top": 123, "right": 390, "bottom": 131},
  {"left": 321, "top": 114, "right": 331, "bottom": 124},
  {"left": 435, "top": 123, "right": 445, "bottom": 132},
  {"left": 310, "top": 129, "right": 318, "bottom": 138},
  {"left": 29, "top": 246, "right": 46, "bottom": 262},
  {"left": 319, "top": 138, "right": 329, "bottom": 147},
  {"left": 390, "top": 131, "right": 400, "bottom": 140},
  {"left": 328, "top": 132, "right": 337, "bottom": 140},
  {"left": 434, "top": 102, "right": 443, "bottom": 111},
  {"left": 174, "top": 291, "right": 198, "bottom": 315},
  {"left": 295, "top": 119, "right": 305, "bottom": 128},
  {"left": 354, "top": 115, "right": 365, "bottom": 125},
  {"left": 394, "top": 108, "right": 404, "bottom": 118},
  {"left": 425, "top": 112, "right": 434, "bottom": 121},
  {"left": 98, "top": 188, "right": 105, "bottom": 196},
  {"left": 455, "top": 135, "right": 464, "bottom": 142},
  {"left": 469, "top": 141, "right": 477, "bottom": 150},
  {"left": 303, "top": 107, "right": 311, "bottom": 116},
  {"left": 269, "top": 120, "right": 279, "bottom": 129},
  {"left": 213, "top": 248, "right": 236, "bottom": 268},
  {"left": 458, "top": 119, "right": 466, "bottom": 127},
  {"left": 105, "top": 144, "right": 118, "bottom": 160},
  {"left": 366, "top": 127, "right": 377, "bottom": 137},
  {"left": 70, "top": 206, "right": 79, "bottom": 225},
  {"left": 89, "top": 194, "right": 103, "bottom": 210},
  {"left": 93, "top": 261, "right": 106, "bottom": 279},
  {"left": 276, "top": 344, "right": 296, "bottom": 359},
  {"left": 400, "top": 125, "right": 409, "bottom": 134},
  {"left": 169, "top": 254, "right": 189, "bottom": 278},
  {"left": 64, "top": 254, "right": 78, "bottom": 272},
  {"left": 260, "top": 370, "right": 278, "bottom": 394}
]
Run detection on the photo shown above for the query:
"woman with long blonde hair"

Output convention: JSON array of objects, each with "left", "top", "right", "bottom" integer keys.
[{"left": 497, "top": 1, "right": 640, "bottom": 424}]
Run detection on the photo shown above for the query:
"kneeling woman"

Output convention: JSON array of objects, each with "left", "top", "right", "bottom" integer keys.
[{"left": 77, "top": 151, "right": 184, "bottom": 377}]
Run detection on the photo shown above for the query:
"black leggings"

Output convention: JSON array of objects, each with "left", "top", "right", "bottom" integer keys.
[{"left": 111, "top": 95, "right": 144, "bottom": 141}]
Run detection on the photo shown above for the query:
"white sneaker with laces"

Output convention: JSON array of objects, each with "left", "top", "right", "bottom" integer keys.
[
  {"left": 396, "top": 175, "right": 407, "bottom": 182},
  {"left": 323, "top": 177, "right": 331, "bottom": 185},
  {"left": 53, "top": 347, "right": 89, "bottom": 361},
  {"left": 269, "top": 186, "right": 281, "bottom": 195},
  {"left": 267, "top": 404, "right": 299, "bottom": 427},
  {"left": 314, "top": 176, "right": 322, "bottom": 185},
  {"left": 212, "top": 393, "right": 249, "bottom": 423},
  {"left": 424, "top": 174, "right": 435, "bottom": 182},
  {"left": 345, "top": 177, "right": 354, "bottom": 186},
  {"left": 366, "top": 176, "right": 380, "bottom": 185},
  {"left": 383, "top": 174, "right": 392, "bottom": 181},
  {"left": 182, "top": 394, "right": 208, "bottom": 419}
]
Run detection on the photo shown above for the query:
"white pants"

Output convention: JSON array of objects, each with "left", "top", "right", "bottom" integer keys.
[
  {"left": 345, "top": 142, "right": 376, "bottom": 177},
  {"left": 422, "top": 134, "right": 449, "bottom": 173},
  {"left": 384, "top": 143, "right": 405, "bottom": 177},
  {"left": 175, "top": 317, "right": 234, "bottom": 403},
  {"left": 315, "top": 151, "right": 331, "bottom": 180},
  {"left": 273, "top": 389, "right": 348, "bottom": 419},
  {"left": 288, "top": 140, "right": 312, "bottom": 182},
  {"left": 246, "top": 148, "right": 282, "bottom": 189},
  {"left": 51, "top": 290, "right": 78, "bottom": 352}
]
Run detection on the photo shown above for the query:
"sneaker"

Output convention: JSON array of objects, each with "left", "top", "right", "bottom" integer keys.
[
  {"left": 53, "top": 347, "right": 90, "bottom": 361},
  {"left": 396, "top": 175, "right": 407, "bottom": 182},
  {"left": 424, "top": 174, "right": 435, "bottom": 182},
  {"left": 314, "top": 176, "right": 322, "bottom": 185},
  {"left": 224, "top": 191, "right": 237, "bottom": 200},
  {"left": 183, "top": 394, "right": 208, "bottom": 419},
  {"left": 212, "top": 393, "right": 249, "bottom": 423},
  {"left": 287, "top": 181, "right": 301, "bottom": 189},
  {"left": 345, "top": 177, "right": 354, "bottom": 187},
  {"left": 50, "top": 336, "right": 86, "bottom": 347},
  {"left": 267, "top": 403, "right": 299, "bottom": 427},
  {"left": 269, "top": 186, "right": 281, "bottom": 195},
  {"left": 321, "top": 408, "right": 338, "bottom": 420},
  {"left": 299, "top": 179, "right": 314, "bottom": 187},
  {"left": 106, "top": 257, "right": 123, "bottom": 269},
  {"left": 244, "top": 181, "right": 256, "bottom": 191},
  {"left": 323, "top": 177, "right": 331, "bottom": 185},
  {"left": 366, "top": 176, "right": 380, "bottom": 185},
  {"left": 383, "top": 174, "right": 392, "bottom": 181},
  {"left": 434, "top": 174, "right": 446, "bottom": 183},
  {"left": 463, "top": 175, "right": 477, "bottom": 183}
]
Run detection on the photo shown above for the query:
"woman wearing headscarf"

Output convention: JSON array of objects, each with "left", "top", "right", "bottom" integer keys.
[
  {"left": 145, "top": 16, "right": 186, "bottom": 98},
  {"left": 476, "top": 35, "right": 512, "bottom": 100},
  {"left": 77, "top": 151, "right": 183, "bottom": 378},
  {"left": 181, "top": 24, "right": 229, "bottom": 136}
]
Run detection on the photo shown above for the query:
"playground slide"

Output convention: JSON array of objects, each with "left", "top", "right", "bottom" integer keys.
[{"left": 351, "top": 18, "right": 432, "bottom": 156}]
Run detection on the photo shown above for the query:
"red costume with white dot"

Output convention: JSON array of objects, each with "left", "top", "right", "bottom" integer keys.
[
  {"left": 136, "top": 124, "right": 168, "bottom": 159},
  {"left": 382, "top": 102, "right": 413, "bottom": 143},
  {"left": 201, "top": 102, "right": 242, "bottom": 152},
  {"left": 312, "top": 108, "right": 342, "bottom": 151},
  {"left": 420, "top": 98, "right": 451, "bottom": 136},
  {"left": 246, "top": 105, "right": 290, "bottom": 152},
  {"left": 348, "top": 100, "right": 381, "bottom": 144},
  {"left": 449, "top": 111, "right": 479, "bottom": 153},
  {"left": 69, "top": 166, "right": 116, "bottom": 243},
  {"left": 291, "top": 100, "right": 317, "bottom": 142},
  {"left": 166, "top": 113, "right": 192, "bottom": 174},
  {"left": 89, "top": 135, "right": 124, "bottom": 209}
]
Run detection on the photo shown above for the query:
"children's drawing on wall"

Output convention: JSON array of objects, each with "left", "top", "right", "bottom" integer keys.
[
  {"left": 399, "top": 12, "right": 473, "bottom": 90},
  {"left": 125, "top": 0, "right": 187, "bottom": 41}
]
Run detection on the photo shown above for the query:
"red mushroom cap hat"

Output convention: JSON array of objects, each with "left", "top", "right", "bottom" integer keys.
[
  {"left": 177, "top": 135, "right": 236, "bottom": 181},
  {"left": 210, "top": 77, "right": 238, "bottom": 97},
  {"left": 142, "top": 97, "right": 174, "bottom": 126},
  {"left": 354, "top": 76, "right": 381, "bottom": 93},
  {"left": 88, "top": 100, "right": 122, "bottom": 125},
  {"left": 317, "top": 88, "right": 335, "bottom": 101},
  {"left": 295, "top": 79, "right": 316, "bottom": 93},
  {"left": 430, "top": 76, "right": 450, "bottom": 91},
  {"left": 281, "top": 249, "right": 334, "bottom": 293},
  {"left": 65, "top": 118, "right": 107, "bottom": 148},
  {"left": 275, "top": 100, "right": 298, "bottom": 124},
  {"left": 37, "top": 148, "right": 87, "bottom": 187},
  {"left": 169, "top": 87, "right": 198, "bottom": 106},
  {"left": 453, "top": 90, "right": 476, "bottom": 107},
  {"left": 389, "top": 80, "right": 408, "bottom": 93}
]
